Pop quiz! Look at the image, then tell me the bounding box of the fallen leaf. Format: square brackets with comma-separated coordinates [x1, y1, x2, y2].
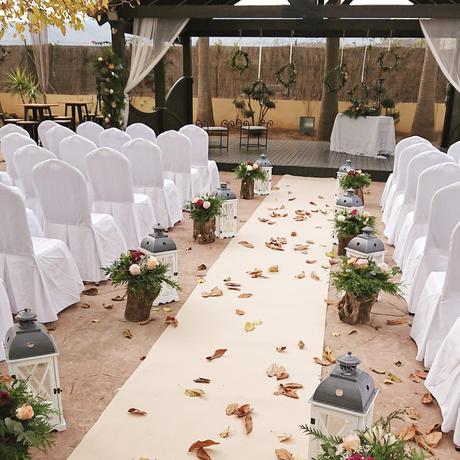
[238, 293, 253, 298]
[197, 263, 207, 271]
[219, 427, 230, 438]
[318, 195, 324, 199]
[194, 378, 211, 384]
[83, 287, 98, 296]
[323, 345, 336, 363]
[309, 201, 317, 206]
[383, 379, 394, 385]
[415, 370, 428, 380]
[314, 357, 334, 367]
[268, 265, 280, 273]
[288, 197, 296, 201]
[265, 237, 286, 251]
[326, 299, 338, 306]
[325, 251, 335, 258]
[235, 404, 252, 417]
[238, 240, 255, 249]
[297, 340, 305, 349]
[244, 413, 253, 434]
[424, 431, 442, 448]
[310, 271, 320, 281]
[407, 407, 420, 420]
[128, 407, 147, 416]
[276, 366, 289, 380]
[165, 315, 178, 327]
[196, 447, 211, 460]
[276, 433, 292, 442]
[306, 259, 317, 264]
[295, 271, 305, 279]
[397, 424, 418, 441]
[276, 346, 287, 352]
[91, 319, 100, 323]
[284, 382, 303, 389]
[102, 303, 113, 309]
[426, 423, 441, 434]
[421, 393, 433, 404]
[306, 239, 315, 244]
[387, 373, 402, 382]
[386, 318, 407, 326]
[290, 231, 297, 237]
[347, 329, 357, 335]
[332, 331, 340, 337]
[329, 258, 340, 265]
[122, 329, 133, 339]
[266, 363, 279, 377]
[79, 302, 90, 309]
[415, 434, 435, 455]
[275, 448, 294, 460]
[188, 440, 220, 452]
[274, 384, 299, 399]
[258, 217, 269, 223]
[161, 306, 173, 312]
[201, 287, 223, 298]
[247, 268, 268, 279]
[371, 368, 386, 375]
[395, 360, 403, 367]
[206, 349, 227, 361]
[139, 318, 154, 325]
[294, 244, 310, 254]
[185, 388, 205, 397]
[409, 373, 421, 383]
[112, 293, 127, 301]
[225, 403, 239, 416]
[244, 322, 255, 332]
[235, 309, 245, 316]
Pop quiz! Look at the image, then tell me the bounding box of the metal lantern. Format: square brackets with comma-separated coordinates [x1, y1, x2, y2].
[346, 226, 385, 263]
[336, 159, 353, 196]
[5, 308, 66, 431]
[308, 352, 378, 459]
[254, 152, 272, 196]
[335, 188, 364, 213]
[140, 224, 179, 305]
[215, 183, 238, 239]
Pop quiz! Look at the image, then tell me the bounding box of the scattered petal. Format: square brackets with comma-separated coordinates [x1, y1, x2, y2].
[268, 265, 280, 273]
[244, 322, 255, 332]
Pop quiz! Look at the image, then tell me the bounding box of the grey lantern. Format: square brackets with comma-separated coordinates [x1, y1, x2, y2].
[346, 226, 385, 263]
[307, 352, 378, 459]
[336, 159, 353, 196]
[215, 183, 237, 239]
[254, 152, 272, 196]
[5, 309, 66, 431]
[140, 224, 179, 305]
[335, 188, 364, 213]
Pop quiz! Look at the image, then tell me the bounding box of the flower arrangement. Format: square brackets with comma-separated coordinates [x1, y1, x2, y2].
[234, 161, 268, 199]
[0, 376, 55, 460]
[334, 209, 376, 255]
[104, 250, 179, 321]
[339, 170, 372, 203]
[185, 194, 223, 244]
[228, 48, 251, 74]
[302, 411, 425, 460]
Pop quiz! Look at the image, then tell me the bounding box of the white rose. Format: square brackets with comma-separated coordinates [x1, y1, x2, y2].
[104, 117, 110, 123]
[202, 201, 211, 209]
[109, 88, 114, 94]
[362, 211, 370, 217]
[336, 214, 346, 222]
[98, 56, 103, 62]
[342, 434, 361, 452]
[246, 165, 253, 172]
[147, 256, 159, 270]
[129, 264, 141, 276]
[356, 169, 362, 174]
[253, 163, 259, 169]
[377, 262, 389, 272]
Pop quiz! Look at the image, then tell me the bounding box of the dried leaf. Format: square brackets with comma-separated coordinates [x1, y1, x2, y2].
[415, 370, 429, 380]
[196, 447, 211, 460]
[306, 239, 315, 244]
[309, 201, 317, 206]
[224, 282, 241, 287]
[371, 368, 386, 375]
[102, 303, 113, 309]
[329, 258, 340, 265]
[424, 431, 442, 448]
[395, 360, 403, 367]
[219, 427, 230, 439]
[326, 299, 338, 306]
[276, 433, 292, 442]
[332, 331, 340, 337]
[415, 434, 435, 455]
[258, 217, 269, 223]
[297, 340, 305, 349]
[290, 231, 297, 237]
[266, 363, 279, 377]
[244, 413, 253, 434]
[407, 407, 421, 420]
[225, 403, 239, 416]
[139, 318, 154, 325]
[197, 263, 207, 271]
[276, 346, 287, 352]
[275, 448, 294, 460]
[165, 315, 178, 327]
[79, 302, 90, 309]
[288, 197, 296, 201]
[235, 309, 245, 316]
[83, 287, 98, 296]
[325, 251, 335, 258]
[185, 388, 205, 397]
[306, 259, 317, 264]
[274, 384, 300, 399]
[238, 293, 253, 298]
[383, 379, 394, 385]
[90, 318, 101, 324]
[387, 373, 402, 382]
[268, 265, 280, 273]
[161, 306, 173, 312]
[398, 424, 418, 441]
[112, 293, 127, 301]
[194, 377, 211, 384]
[122, 329, 133, 339]
[323, 345, 336, 363]
[421, 393, 433, 404]
[128, 407, 147, 416]
[235, 404, 252, 417]
[294, 244, 310, 254]
[238, 240, 255, 249]
[310, 271, 320, 281]
[386, 318, 407, 326]
[201, 287, 223, 298]
[188, 440, 220, 452]
[347, 329, 357, 335]
[295, 271, 305, 279]
[314, 357, 334, 367]
[206, 349, 227, 361]
[265, 237, 286, 251]
[426, 423, 441, 434]
[247, 268, 268, 279]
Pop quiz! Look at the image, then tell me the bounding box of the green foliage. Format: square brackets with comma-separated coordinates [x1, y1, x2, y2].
[233, 80, 275, 126]
[227, 48, 251, 74]
[234, 161, 268, 182]
[275, 62, 297, 90]
[332, 257, 400, 299]
[339, 170, 372, 190]
[334, 209, 376, 237]
[103, 251, 179, 296]
[184, 194, 223, 224]
[5, 67, 42, 103]
[377, 49, 402, 73]
[324, 64, 348, 94]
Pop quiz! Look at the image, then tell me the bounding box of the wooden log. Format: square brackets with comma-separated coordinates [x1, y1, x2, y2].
[193, 218, 216, 244]
[337, 291, 378, 324]
[240, 178, 254, 199]
[337, 234, 354, 256]
[125, 288, 160, 322]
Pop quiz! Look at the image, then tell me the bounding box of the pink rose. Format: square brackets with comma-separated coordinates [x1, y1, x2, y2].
[202, 201, 211, 209]
[16, 405, 34, 421]
[342, 434, 361, 452]
[356, 258, 369, 267]
[129, 264, 141, 276]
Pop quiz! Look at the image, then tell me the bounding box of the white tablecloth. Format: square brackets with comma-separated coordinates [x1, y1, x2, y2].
[330, 113, 396, 158]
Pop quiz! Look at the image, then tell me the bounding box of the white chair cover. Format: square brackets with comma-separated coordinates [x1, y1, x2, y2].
[156, 130, 203, 205]
[401, 182, 460, 309]
[0, 171, 12, 186]
[0, 123, 30, 141]
[0, 183, 83, 323]
[1, 133, 36, 183]
[126, 123, 157, 143]
[32, 159, 127, 282]
[46, 125, 74, 157]
[382, 143, 436, 225]
[380, 136, 430, 209]
[0, 278, 13, 361]
[393, 163, 460, 267]
[59, 134, 97, 179]
[384, 150, 451, 244]
[179, 124, 220, 193]
[76, 121, 104, 147]
[37, 120, 58, 149]
[411, 222, 460, 368]
[86, 147, 155, 248]
[98, 127, 131, 152]
[447, 140, 460, 163]
[425, 317, 460, 446]
[122, 138, 183, 229]
[13, 144, 57, 224]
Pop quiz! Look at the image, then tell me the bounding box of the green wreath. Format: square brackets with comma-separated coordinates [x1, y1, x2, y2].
[324, 64, 348, 93]
[377, 49, 401, 72]
[229, 49, 251, 74]
[275, 62, 297, 89]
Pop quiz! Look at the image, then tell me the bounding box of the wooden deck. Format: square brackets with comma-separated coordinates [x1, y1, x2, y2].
[209, 137, 394, 182]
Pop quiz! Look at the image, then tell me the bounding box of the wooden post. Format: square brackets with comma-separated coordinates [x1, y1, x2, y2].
[154, 57, 166, 133]
[182, 35, 193, 124]
[110, 20, 126, 61]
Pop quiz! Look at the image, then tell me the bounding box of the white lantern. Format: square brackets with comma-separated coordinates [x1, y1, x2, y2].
[5, 309, 66, 431]
[215, 183, 237, 239]
[346, 226, 385, 263]
[336, 159, 353, 196]
[308, 352, 378, 459]
[254, 152, 272, 195]
[140, 224, 179, 305]
[335, 188, 364, 214]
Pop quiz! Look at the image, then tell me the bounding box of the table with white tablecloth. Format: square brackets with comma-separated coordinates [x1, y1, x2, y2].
[330, 113, 396, 158]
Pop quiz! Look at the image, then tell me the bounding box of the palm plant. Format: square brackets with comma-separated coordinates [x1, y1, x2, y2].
[5, 67, 42, 103]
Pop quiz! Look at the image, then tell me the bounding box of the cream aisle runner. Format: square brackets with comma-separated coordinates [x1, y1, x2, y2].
[70, 176, 335, 460]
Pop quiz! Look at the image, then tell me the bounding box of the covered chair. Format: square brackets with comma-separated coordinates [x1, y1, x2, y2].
[447, 140, 460, 163]
[411, 222, 460, 368]
[0, 123, 30, 141]
[384, 150, 451, 244]
[46, 125, 74, 157]
[425, 317, 460, 446]
[0, 183, 83, 323]
[76, 121, 104, 146]
[156, 130, 203, 205]
[37, 120, 58, 149]
[122, 139, 183, 229]
[0, 278, 13, 361]
[59, 134, 97, 179]
[179, 124, 220, 193]
[126, 123, 156, 143]
[98, 127, 131, 151]
[393, 163, 460, 268]
[0, 171, 12, 186]
[86, 147, 156, 248]
[32, 159, 127, 282]
[1, 132, 36, 184]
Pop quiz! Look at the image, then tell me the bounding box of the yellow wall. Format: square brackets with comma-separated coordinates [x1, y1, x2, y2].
[1, 93, 445, 135]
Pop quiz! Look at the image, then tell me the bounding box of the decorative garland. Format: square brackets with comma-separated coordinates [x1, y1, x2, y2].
[377, 49, 401, 72]
[324, 64, 348, 93]
[229, 49, 251, 74]
[93, 49, 126, 128]
[275, 62, 297, 89]
[343, 83, 377, 119]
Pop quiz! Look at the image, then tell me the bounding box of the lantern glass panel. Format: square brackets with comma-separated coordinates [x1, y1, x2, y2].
[154, 251, 179, 304]
[14, 361, 54, 401]
[216, 199, 237, 238]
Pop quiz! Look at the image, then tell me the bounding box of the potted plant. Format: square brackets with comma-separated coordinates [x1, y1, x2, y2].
[5, 67, 42, 103]
[339, 169, 372, 204]
[332, 257, 399, 325]
[234, 161, 267, 199]
[334, 209, 376, 256]
[185, 194, 223, 244]
[0, 376, 55, 460]
[103, 250, 178, 322]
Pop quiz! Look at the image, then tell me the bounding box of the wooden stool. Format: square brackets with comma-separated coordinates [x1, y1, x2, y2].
[53, 117, 74, 129]
[17, 120, 39, 142]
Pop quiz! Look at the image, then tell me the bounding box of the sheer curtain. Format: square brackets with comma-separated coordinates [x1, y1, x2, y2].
[420, 19, 460, 93]
[123, 17, 189, 125]
[30, 27, 50, 100]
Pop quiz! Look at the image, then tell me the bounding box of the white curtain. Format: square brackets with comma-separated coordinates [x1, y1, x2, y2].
[123, 17, 189, 125]
[420, 19, 460, 93]
[30, 27, 50, 99]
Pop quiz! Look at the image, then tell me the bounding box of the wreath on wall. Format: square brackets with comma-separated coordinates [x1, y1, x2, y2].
[275, 62, 297, 90]
[93, 49, 126, 128]
[324, 64, 348, 93]
[377, 49, 402, 72]
[229, 49, 251, 74]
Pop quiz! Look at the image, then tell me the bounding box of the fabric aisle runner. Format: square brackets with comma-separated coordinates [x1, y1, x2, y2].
[70, 175, 335, 460]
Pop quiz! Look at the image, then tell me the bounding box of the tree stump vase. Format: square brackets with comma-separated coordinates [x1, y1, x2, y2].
[125, 287, 161, 322]
[337, 234, 355, 256]
[356, 187, 365, 205]
[240, 179, 254, 200]
[193, 218, 216, 244]
[338, 291, 378, 325]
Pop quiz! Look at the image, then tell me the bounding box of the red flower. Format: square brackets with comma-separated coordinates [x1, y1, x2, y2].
[0, 391, 11, 407]
[350, 208, 359, 216]
[195, 199, 204, 207]
[348, 170, 357, 176]
[129, 250, 144, 263]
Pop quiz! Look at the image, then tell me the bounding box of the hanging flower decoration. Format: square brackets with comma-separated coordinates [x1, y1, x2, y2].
[93, 49, 126, 128]
[275, 62, 297, 90]
[228, 49, 251, 74]
[377, 49, 402, 72]
[324, 63, 348, 93]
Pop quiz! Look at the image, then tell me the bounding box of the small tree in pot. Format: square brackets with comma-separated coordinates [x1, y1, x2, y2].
[339, 169, 372, 204]
[185, 194, 223, 244]
[104, 250, 178, 322]
[332, 257, 399, 325]
[334, 209, 376, 256]
[234, 161, 268, 199]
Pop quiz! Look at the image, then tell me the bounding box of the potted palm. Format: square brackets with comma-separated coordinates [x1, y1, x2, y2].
[104, 250, 179, 322]
[234, 161, 268, 199]
[339, 169, 372, 204]
[185, 194, 223, 244]
[6, 67, 42, 103]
